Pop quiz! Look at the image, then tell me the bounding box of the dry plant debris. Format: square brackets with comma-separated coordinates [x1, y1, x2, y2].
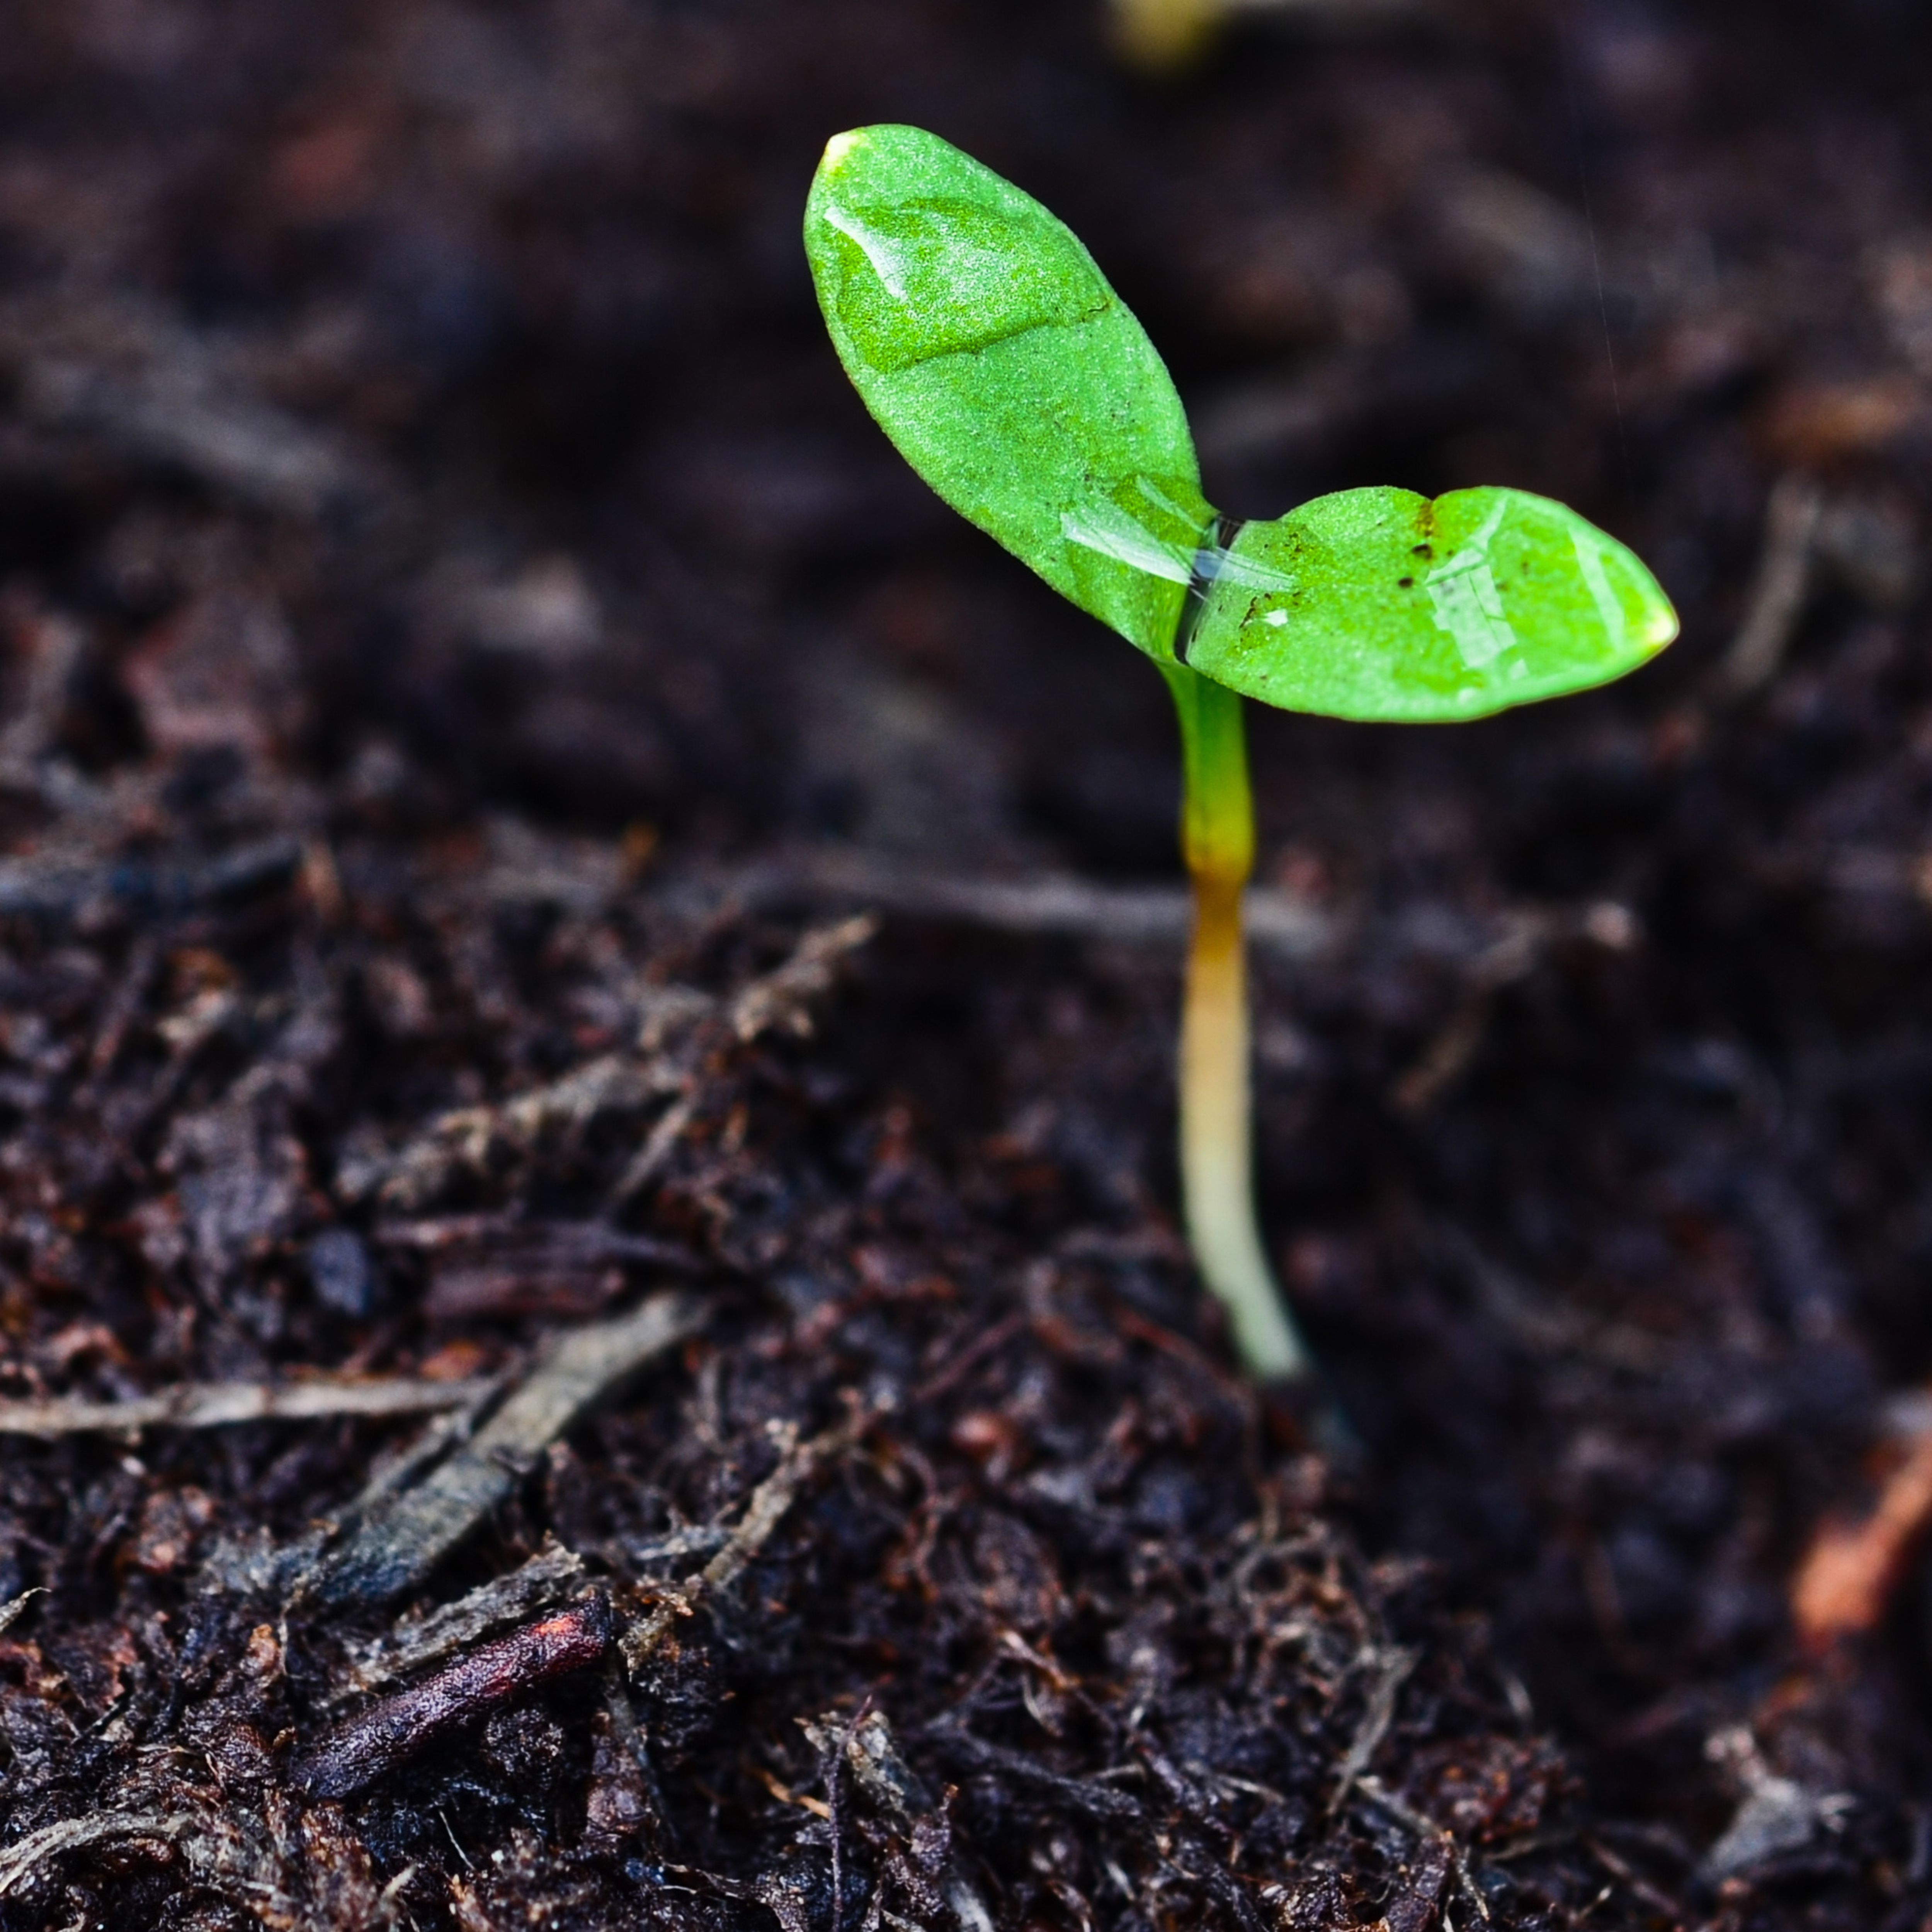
[0, 752, 1629, 1927]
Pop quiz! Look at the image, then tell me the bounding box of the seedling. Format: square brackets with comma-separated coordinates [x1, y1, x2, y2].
[805, 126, 1676, 1381]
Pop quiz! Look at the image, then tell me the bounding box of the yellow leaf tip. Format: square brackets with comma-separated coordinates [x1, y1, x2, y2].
[821, 130, 868, 173]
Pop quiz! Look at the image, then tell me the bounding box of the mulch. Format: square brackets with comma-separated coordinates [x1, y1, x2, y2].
[0, 0, 1930, 1927]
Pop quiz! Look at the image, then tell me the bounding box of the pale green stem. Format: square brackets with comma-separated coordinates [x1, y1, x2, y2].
[1161, 663, 1311, 1381]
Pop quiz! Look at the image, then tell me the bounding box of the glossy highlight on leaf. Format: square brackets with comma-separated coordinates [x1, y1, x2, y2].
[806, 124, 1206, 658]
[1185, 486, 1679, 721]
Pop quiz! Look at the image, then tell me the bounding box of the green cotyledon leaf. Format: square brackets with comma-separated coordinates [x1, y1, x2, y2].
[1179, 486, 1679, 721]
[805, 124, 1208, 658]
[806, 126, 1678, 718]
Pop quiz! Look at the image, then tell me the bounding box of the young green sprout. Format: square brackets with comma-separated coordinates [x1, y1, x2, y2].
[805, 126, 1676, 1381]
[1109, 0, 1223, 68]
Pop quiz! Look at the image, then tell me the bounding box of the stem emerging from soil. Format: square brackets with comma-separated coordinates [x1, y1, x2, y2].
[1163, 663, 1310, 1380]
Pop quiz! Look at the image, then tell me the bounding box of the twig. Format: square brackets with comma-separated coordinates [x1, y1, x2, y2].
[298, 1596, 614, 1798]
[608, 916, 877, 1206]
[1356, 1776, 1491, 1925]
[357, 1055, 683, 1209]
[369, 1214, 695, 1266]
[818, 1710, 998, 1932]
[374, 1214, 703, 1320]
[1326, 1646, 1417, 1815]
[717, 850, 1334, 963]
[1719, 474, 1825, 698]
[923, 1729, 1143, 1823]
[704, 850, 1646, 1004]
[0, 1374, 498, 1438]
[825, 1696, 876, 1932]
[0, 1812, 192, 1900]
[1391, 903, 1639, 1114]
[2, 290, 374, 515]
[78, 932, 158, 1090]
[730, 915, 879, 1041]
[334, 1540, 589, 1700]
[309, 1292, 702, 1607]
[912, 1310, 1030, 1404]
[0, 834, 302, 922]
[0, 1590, 43, 1637]
[1582, 1833, 1687, 1923]
[603, 1652, 675, 1850]
[621, 1401, 875, 1670]
[608, 1090, 699, 1207]
[197, 1371, 511, 1600]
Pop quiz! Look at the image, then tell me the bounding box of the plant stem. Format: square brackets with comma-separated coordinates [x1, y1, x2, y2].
[1162, 663, 1311, 1380]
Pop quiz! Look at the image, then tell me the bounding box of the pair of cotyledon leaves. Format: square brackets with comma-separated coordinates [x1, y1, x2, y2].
[806, 124, 1677, 722]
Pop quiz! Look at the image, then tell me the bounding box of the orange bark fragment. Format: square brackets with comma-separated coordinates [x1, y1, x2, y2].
[1792, 1427, 1932, 1652]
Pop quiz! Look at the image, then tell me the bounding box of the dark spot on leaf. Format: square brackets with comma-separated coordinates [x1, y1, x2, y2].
[1398, 577, 1413, 590]
[1412, 544, 1433, 559]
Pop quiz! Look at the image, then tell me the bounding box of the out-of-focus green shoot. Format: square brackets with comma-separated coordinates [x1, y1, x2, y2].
[1109, 0, 1424, 73]
[1110, 0, 1223, 68]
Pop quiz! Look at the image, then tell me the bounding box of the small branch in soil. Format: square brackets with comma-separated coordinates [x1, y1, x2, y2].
[296, 1595, 614, 1798]
[1355, 1776, 1491, 1925]
[1582, 1833, 1689, 1925]
[1390, 901, 1640, 1115]
[1325, 1646, 1417, 1815]
[603, 1652, 675, 1852]
[0, 1374, 498, 1437]
[333, 1539, 589, 1701]
[0, 833, 302, 923]
[709, 849, 1334, 961]
[695, 849, 1642, 985]
[619, 1397, 876, 1672]
[1718, 473, 1824, 699]
[0, 1812, 192, 1901]
[307, 1291, 702, 1608]
[923, 1728, 1143, 1823]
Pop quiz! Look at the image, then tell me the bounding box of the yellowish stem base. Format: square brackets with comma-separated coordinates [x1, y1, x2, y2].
[1181, 873, 1309, 1380]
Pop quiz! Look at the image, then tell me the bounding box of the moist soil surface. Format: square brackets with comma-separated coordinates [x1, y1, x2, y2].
[1, 1, 1930, 1927]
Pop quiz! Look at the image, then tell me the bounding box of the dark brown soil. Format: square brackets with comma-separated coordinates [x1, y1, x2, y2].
[0, 0, 1930, 1926]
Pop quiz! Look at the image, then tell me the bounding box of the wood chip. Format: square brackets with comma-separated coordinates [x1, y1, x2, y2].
[1793, 1423, 1932, 1650]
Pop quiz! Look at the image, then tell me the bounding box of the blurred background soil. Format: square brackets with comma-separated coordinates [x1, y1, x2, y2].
[1, 0, 1932, 1926]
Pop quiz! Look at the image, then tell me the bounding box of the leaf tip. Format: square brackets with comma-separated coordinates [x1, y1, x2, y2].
[820, 129, 869, 174]
[1643, 591, 1682, 653]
